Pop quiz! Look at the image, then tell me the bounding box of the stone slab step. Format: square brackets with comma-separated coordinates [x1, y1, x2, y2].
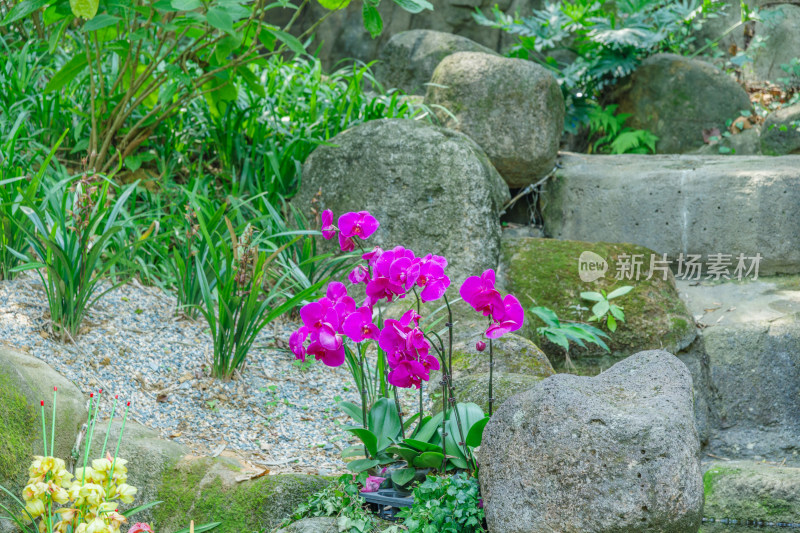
[674, 277, 800, 464]
[542, 153, 800, 275]
[703, 461, 800, 525]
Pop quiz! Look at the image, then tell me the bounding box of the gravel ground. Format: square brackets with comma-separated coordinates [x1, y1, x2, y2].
[0, 273, 425, 475]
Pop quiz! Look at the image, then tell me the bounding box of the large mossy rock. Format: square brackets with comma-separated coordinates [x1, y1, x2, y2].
[0, 348, 86, 520]
[761, 102, 800, 155]
[499, 237, 696, 370]
[293, 119, 509, 284]
[90, 421, 188, 526]
[704, 462, 800, 524]
[375, 30, 497, 95]
[611, 53, 752, 153]
[153, 457, 331, 533]
[480, 350, 704, 533]
[425, 52, 564, 187]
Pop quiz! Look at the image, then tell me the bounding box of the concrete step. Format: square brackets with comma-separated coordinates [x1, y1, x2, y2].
[542, 153, 800, 275]
[675, 277, 800, 464]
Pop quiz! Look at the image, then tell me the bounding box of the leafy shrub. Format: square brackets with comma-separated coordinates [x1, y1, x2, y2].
[397, 473, 485, 533]
[287, 474, 375, 533]
[475, 0, 721, 130]
[10, 173, 140, 339]
[195, 218, 323, 379]
[528, 306, 610, 371]
[587, 104, 658, 154]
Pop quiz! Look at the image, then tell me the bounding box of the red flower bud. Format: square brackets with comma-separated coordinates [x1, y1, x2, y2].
[476, 341, 487, 352]
[90, 393, 94, 398]
[54, 386, 57, 391]
[126, 402, 131, 406]
[40, 400, 44, 406]
[115, 395, 119, 399]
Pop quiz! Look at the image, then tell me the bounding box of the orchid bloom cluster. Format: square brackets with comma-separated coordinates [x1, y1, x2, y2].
[22, 454, 138, 533]
[460, 269, 524, 339]
[290, 209, 451, 389]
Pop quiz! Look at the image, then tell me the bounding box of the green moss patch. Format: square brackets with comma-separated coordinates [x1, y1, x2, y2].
[501, 237, 696, 371]
[153, 457, 331, 533]
[0, 372, 36, 482]
[703, 462, 800, 523]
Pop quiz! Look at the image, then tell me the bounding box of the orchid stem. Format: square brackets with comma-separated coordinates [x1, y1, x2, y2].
[50, 387, 57, 457]
[101, 396, 119, 458]
[111, 401, 130, 483]
[488, 338, 494, 417]
[40, 401, 48, 458]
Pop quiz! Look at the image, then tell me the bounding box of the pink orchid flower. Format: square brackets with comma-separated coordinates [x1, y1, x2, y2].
[128, 524, 154, 533]
[321, 209, 336, 240]
[343, 307, 380, 342]
[348, 265, 369, 285]
[460, 269, 505, 320]
[337, 211, 379, 251]
[417, 254, 450, 302]
[486, 294, 525, 339]
[388, 359, 428, 389]
[363, 476, 385, 492]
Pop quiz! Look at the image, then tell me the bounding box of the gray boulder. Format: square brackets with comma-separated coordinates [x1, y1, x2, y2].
[611, 53, 752, 153]
[480, 350, 703, 533]
[275, 517, 338, 532]
[425, 52, 564, 187]
[542, 153, 800, 275]
[761, 102, 800, 155]
[293, 118, 509, 284]
[375, 30, 497, 95]
[704, 461, 800, 524]
[747, 5, 800, 84]
[0, 347, 86, 527]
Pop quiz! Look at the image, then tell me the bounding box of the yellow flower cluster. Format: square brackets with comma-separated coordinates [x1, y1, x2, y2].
[22, 456, 139, 533]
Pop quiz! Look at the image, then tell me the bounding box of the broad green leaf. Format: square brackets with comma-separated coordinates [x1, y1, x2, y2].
[207, 7, 234, 35]
[413, 411, 443, 443]
[609, 305, 625, 321]
[82, 13, 118, 31]
[346, 458, 379, 473]
[70, 0, 98, 19]
[367, 398, 401, 449]
[346, 428, 378, 457]
[391, 0, 432, 13]
[386, 446, 417, 464]
[529, 306, 559, 328]
[317, 0, 350, 9]
[362, 2, 382, 38]
[337, 401, 363, 425]
[171, 0, 201, 9]
[215, 34, 242, 63]
[465, 416, 490, 448]
[44, 54, 88, 93]
[607, 314, 617, 332]
[607, 285, 633, 299]
[591, 300, 610, 318]
[390, 468, 415, 487]
[580, 291, 605, 302]
[341, 445, 366, 459]
[265, 28, 306, 55]
[2, 0, 50, 25]
[402, 439, 443, 453]
[412, 451, 445, 468]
